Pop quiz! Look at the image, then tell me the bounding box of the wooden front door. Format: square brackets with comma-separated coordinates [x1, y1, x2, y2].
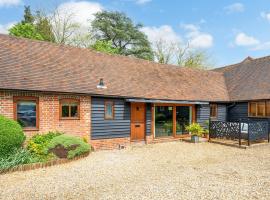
[131, 103, 145, 141]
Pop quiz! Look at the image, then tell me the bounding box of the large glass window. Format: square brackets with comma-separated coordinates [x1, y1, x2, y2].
[14, 97, 38, 129]
[155, 106, 173, 137]
[176, 106, 191, 135]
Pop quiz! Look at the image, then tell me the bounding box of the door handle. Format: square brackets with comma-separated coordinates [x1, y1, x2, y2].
[135, 125, 140, 127]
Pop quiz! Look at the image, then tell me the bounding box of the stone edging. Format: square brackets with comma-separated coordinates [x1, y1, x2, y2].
[0, 152, 90, 175]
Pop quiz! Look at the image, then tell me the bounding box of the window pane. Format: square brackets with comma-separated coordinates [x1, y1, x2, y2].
[249, 103, 256, 116]
[176, 106, 191, 135]
[17, 101, 36, 128]
[62, 105, 69, 117]
[70, 105, 78, 117]
[155, 106, 173, 137]
[266, 101, 270, 117]
[257, 102, 265, 116]
[105, 102, 113, 119]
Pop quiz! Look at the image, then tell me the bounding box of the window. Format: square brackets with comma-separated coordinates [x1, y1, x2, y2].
[210, 104, 217, 118]
[266, 101, 270, 117]
[257, 102, 265, 116]
[60, 99, 80, 119]
[105, 101, 114, 119]
[14, 97, 39, 129]
[249, 102, 256, 116]
[249, 101, 270, 117]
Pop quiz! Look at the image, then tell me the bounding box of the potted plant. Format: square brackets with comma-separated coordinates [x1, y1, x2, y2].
[185, 123, 204, 143]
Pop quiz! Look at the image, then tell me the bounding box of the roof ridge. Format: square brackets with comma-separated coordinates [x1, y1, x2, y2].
[215, 54, 270, 71]
[0, 34, 218, 74]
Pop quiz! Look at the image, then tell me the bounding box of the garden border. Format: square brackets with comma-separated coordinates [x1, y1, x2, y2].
[0, 152, 90, 175]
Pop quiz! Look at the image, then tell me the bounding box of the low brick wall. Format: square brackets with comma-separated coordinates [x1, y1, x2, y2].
[91, 137, 131, 150]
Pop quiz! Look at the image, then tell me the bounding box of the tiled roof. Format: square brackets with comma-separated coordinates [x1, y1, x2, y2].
[0, 34, 229, 102]
[214, 56, 270, 101]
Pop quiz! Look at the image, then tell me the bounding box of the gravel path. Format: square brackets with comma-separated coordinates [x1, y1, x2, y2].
[0, 141, 270, 200]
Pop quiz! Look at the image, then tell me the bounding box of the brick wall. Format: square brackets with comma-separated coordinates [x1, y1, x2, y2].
[90, 137, 130, 150]
[0, 90, 91, 139]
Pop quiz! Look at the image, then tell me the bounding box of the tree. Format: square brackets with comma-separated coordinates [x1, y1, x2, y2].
[8, 6, 55, 42]
[50, 8, 80, 44]
[153, 39, 175, 64]
[151, 39, 211, 69]
[91, 11, 154, 60]
[35, 11, 55, 42]
[9, 23, 44, 40]
[179, 50, 209, 69]
[22, 6, 34, 24]
[91, 40, 120, 54]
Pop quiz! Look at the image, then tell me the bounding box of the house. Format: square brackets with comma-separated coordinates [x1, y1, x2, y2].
[0, 34, 269, 149]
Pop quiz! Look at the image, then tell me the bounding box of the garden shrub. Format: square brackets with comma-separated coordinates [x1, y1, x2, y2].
[185, 123, 204, 137]
[27, 131, 62, 161]
[0, 148, 37, 171]
[0, 115, 25, 158]
[47, 135, 91, 159]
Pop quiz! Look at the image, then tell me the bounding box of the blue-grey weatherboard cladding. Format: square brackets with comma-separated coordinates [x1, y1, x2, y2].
[196, 104, 227, 128]
[91, 97, 131, 139]
[227, 102, 270, 132]
[91, 97, 228, 139]
[91, 98, 152, 139]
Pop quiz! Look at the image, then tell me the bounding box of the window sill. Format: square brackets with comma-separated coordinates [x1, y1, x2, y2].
[23, 128, 39, 131]
[248, 116, 270, 118]
[60, 117, 80, 120]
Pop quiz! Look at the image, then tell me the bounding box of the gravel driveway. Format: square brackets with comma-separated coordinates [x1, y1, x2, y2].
[0, 141, 270, 200]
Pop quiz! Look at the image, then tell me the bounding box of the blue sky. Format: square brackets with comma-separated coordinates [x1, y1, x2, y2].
[1, 0, 270, 67]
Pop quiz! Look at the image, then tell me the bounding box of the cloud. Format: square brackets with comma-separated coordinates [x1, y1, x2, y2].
[135, 0, 152, 4]
[261, 12, 270, 22]
[0, 0, 21, 7]
[141, 25, 182, 44]
[235, 33, 260, 46]
[182, 24, 213, 49]
[224, 3, 244, 14]
[252, 42, 270, 50]
[0, 21, 16, 34]
[56, 1, 103, 29]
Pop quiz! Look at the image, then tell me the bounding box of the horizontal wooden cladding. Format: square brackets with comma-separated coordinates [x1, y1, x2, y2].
[91, 97, 130, 140]
[196, 104, 210, 129]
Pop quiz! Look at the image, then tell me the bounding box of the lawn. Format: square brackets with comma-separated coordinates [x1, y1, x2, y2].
[0, 141, 270, 200]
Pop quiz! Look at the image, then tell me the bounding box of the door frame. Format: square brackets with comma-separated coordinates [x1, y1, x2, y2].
[153, 103, 196, 138]
[130, 102, 146, 141]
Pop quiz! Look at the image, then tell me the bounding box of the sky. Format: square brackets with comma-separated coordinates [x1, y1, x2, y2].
[1, 0, 270, 67]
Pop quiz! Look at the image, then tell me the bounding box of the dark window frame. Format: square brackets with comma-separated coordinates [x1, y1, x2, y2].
[13, 96, 39, 131]
[210, 104, 218, 118]
[104, 101, 114, 120]
[59, 99, 80, 120]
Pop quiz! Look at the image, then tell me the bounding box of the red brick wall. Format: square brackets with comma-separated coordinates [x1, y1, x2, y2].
[0, 90, 91, 139]
[91, 137, 130, 150]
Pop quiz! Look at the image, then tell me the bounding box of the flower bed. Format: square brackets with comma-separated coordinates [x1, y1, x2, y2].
[0, 115, 91, 173]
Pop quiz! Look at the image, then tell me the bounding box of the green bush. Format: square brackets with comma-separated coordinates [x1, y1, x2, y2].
[47, 135, 91, 159]
[185, 123, 204, 137]
[0, 115, 25, 158]
[0, 148, 37, 171]
[27, 131, 62, 161]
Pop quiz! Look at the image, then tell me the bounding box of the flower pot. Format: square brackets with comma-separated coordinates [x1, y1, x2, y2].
[191, 135, 199, 143]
